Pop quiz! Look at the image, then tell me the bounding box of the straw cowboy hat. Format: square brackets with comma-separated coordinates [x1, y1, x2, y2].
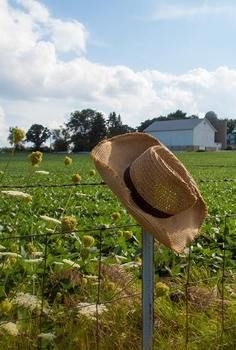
[91, 133, 207, 252]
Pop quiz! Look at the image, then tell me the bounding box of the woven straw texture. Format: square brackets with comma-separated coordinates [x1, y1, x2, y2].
[91, 133, 207, 253]
[129, 145, 197, 215]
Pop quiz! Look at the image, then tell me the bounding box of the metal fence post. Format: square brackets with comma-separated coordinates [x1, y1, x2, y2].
[142, 229, 154, 350]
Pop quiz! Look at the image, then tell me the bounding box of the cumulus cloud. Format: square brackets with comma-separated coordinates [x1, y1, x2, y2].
[0, 0, 236, 146]
[140, 66, 236, 117]
[16, 0, 49, 23]
[49, 19, 88, 53]
[14, 0, 88, 54]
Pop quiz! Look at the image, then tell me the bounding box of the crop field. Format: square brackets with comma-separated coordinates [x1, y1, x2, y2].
[0, 150, 235, 349]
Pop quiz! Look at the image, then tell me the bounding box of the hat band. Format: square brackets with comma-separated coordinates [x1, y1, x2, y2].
[124, 166, 173, 219]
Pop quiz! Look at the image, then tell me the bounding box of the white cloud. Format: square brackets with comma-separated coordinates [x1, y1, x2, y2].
[140, 66, 236, 117]
[149, 1, 236, 21]
[16, 0, 49, 23]
[0, 0, 39, 55]
[14, 0, 88, 54]
[49, 19, 88, 54]
[0, 0, 236, 146]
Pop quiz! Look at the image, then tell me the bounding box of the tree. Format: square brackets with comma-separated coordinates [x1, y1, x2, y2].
[137, 118, 160, 132]
[89, 112, 107, 149]
[52, 126, 71, 152]
[121, 123, 135, 134]
[26, 124, 51, 149]
[8, 126, 25, 150]
[107, 112, 133, 137]
[66, 109, 134, 151]
[189, 114, 199, 119]
[137, 110, 198, 131]
[67, 109, 106, 151]
[67, 109, 96, 151]
[166, 110, 188, 120]
[226, 119, 236, 134]
[8, 126, 16, 145]
[107, 112, 121, 137]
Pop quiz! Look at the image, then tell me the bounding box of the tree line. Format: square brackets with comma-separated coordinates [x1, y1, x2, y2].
[7, 109, 236, 151]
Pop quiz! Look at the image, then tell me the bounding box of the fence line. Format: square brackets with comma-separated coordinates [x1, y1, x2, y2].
[0, 214, 235, 242]
[188, 164, 236, 168]
[1, 178, 236, 189]
[0, 227, 235, 349]
[0, 224, 140, 241]
[0, 177, 235, 349]
[0, 182, 106, 189]
[199, 178, 236, 183]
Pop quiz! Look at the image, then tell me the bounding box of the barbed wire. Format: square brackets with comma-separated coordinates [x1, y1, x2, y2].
[1, 178, 236, 189]
[0, 214, 235, 243]
[188, 164, 236, 168]
[0, 224, 139, 241]
[206, 213, 236, 219]
[0, 182, 106, 189]
[199, 178, 236, 183]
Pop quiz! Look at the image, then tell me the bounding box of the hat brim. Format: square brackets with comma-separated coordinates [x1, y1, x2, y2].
[91, 133, 207, 253]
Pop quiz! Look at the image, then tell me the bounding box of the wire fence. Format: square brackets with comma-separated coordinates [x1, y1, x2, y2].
[0, 177, 235, 349]
[0, 178, 236, 188]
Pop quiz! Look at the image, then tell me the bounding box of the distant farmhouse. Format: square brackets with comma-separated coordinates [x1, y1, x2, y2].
[144, 112, 227, 151]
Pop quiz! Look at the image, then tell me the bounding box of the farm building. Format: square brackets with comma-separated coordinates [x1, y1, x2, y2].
[144, 118, 222, 151]
[205, 111, 227, 149]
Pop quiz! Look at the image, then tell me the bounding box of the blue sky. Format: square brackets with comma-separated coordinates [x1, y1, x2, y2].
[0, 0, 236, 145]
[41, 0, 236, 73]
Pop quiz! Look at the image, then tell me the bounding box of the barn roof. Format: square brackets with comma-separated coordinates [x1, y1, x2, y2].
[144, 118, 214, 132]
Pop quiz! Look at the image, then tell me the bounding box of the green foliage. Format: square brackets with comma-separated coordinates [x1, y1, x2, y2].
[66, 109, 133, 151]
[89, 112, 107, 149]
[137, 110, 198, 131]
[8, 126, 16, 145]
[66, 109, 97, 151]
[107, 112, 134, 137]
[26, 124, 51, 149]
[166, 109, 188, 120]
[0, 151, 235, 348]
[8, 127, 25, 150]
[226, 118, 236, 134]
[52, 127, 71, 152]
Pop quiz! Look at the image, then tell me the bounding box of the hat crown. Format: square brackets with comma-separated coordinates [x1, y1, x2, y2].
[129, 146, 197, 215]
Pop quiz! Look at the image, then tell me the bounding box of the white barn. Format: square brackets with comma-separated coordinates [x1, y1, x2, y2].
[144, 118, 221, 150]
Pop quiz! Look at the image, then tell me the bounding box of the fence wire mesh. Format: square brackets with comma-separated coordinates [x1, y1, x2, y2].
[153, 214, 236, 350]
[0, 165, 235, 349]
